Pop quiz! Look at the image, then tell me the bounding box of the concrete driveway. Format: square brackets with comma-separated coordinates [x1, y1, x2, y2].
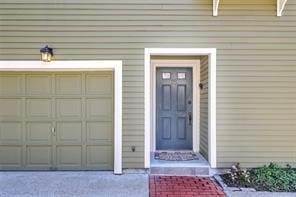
[0, 171, 149, 197]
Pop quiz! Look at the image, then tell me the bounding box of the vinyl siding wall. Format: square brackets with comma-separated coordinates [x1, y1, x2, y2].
[200, 56, 208, 160]
[0, 0, 296, 168]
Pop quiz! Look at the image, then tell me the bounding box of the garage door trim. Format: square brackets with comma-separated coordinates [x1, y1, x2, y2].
[0, 61, 123, 174]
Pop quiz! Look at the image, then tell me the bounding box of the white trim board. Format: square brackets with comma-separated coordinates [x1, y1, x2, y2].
[0, 60, 123, 174]
[150, 60, 200, 152]
[144, 48, 217, 168]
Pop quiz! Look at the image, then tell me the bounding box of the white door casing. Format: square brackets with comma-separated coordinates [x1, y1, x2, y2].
[145, 48, 217, 168]
[151, 60, 200, 152]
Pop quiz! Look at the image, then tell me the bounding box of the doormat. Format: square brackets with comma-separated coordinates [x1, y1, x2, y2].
[154, 151, 199, 161]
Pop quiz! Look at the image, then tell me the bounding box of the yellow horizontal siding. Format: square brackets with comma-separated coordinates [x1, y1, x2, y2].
[0, 0, 296, 168]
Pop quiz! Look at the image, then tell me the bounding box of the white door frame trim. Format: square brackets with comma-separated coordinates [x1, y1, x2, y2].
[145, 48, 217, 168]
[150, 60, 200, 152]
[0, 60, 123, 174]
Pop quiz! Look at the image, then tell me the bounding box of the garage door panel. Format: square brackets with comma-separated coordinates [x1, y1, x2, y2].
[26, 75, 51, 95]
[57, 122, 82, 143]
[0, 75, 22, 96]
[57, 146, 82, 168]
[26, 146, 52, 167]
[87, 122, 113, 143]
[0, 146, 22, 167]
[86, 74, 113, 96]
[86, 146, 113, 170]
[56, 99, 82, 119]
[0, 72, 114, 171]
[26, 99, 52, 118]
[0, 99, 22, 119]
[26, 122, 52, 144]
[56, 75, 82, 95]
[86, 98, 112, 120]
[0, 122, 22, 143]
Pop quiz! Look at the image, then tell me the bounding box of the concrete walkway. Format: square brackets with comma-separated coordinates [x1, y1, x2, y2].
[0, 171, 149, 197]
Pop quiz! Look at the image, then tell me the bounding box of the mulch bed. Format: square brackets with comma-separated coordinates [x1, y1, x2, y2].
[220, 173, 254, 189]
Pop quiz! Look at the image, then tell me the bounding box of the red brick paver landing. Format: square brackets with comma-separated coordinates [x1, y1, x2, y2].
[150, 176, 225, 197]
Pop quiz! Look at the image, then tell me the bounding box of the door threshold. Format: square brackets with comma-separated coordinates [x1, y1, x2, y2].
[150, 152, 210, 176]
[154, 150, 195, 152]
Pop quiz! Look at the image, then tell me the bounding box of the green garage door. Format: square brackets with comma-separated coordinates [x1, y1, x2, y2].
[0, 72, 114, 170]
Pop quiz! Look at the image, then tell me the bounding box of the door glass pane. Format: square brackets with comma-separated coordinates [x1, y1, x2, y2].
[178, 72, 186, 79]
[162, 72, 171, 79]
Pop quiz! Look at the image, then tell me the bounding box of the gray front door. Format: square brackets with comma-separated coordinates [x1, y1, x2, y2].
[156, 67, 193, 150]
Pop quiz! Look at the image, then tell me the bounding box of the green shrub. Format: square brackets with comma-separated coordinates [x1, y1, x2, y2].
[223, 163, 296, 192]
[253, 163, 296, 192]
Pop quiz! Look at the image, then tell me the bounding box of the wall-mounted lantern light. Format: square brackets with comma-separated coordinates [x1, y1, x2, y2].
[40, 45, 53, 62]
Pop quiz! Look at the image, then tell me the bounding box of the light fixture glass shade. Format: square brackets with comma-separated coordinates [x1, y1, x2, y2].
[40, 45, 53, 62]
[40, 52, 53, 62]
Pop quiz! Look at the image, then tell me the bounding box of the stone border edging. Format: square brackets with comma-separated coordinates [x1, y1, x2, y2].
[214, 175, 256, 192]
